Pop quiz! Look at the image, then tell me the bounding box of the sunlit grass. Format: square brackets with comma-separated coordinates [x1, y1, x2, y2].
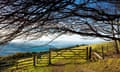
[4, 41, 120, 72]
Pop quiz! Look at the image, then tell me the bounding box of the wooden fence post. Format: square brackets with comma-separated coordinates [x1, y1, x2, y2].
[86, 47, 89, 61]
[16, 61, 18, 70]
[101, 47, 105, 59]
[89, 47, 92, 60]
[106, 44, 108, 52]
[32, 52, 36, 67]
[48, 48, 52, 65]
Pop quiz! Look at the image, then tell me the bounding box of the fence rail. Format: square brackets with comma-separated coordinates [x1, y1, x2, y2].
[36, 47, 92, 65]
[1, 47, 92, 72]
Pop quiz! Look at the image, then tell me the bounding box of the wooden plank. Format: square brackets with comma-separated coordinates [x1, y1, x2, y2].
[93, 52, 103, 60]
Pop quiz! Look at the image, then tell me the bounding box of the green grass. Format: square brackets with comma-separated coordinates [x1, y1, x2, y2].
[7, 58, 120, 72]
[3, 41, 120, 72]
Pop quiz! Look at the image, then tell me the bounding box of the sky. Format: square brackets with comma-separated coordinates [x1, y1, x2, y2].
[0, 34, 107, 56]
[11, 34, 106, 45]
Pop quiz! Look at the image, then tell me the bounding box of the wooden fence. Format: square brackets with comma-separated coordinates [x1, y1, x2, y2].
[36, 47, 92, 65]
[93, 43, 116, 59]
[1, 58, 33, 72]
[0, 42, 117, 72]
[1, 47, 92, 72]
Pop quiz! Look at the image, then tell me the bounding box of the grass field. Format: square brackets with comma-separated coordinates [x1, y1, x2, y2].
[6, 58, 120, 72]
[3, 41, 120, 72]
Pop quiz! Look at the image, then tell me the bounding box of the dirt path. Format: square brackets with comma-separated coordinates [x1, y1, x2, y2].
[51, 62, 65, 72]
[52, 66, 65, 72]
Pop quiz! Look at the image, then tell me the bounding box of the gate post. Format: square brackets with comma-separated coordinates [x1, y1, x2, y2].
[32, 52, 36, 67]
[15, 61, 18, 69]
[101, 47, 105, 59]
[86, 47, 89, 61]
[89, 47, 92, 61]
[48, 48, 52, 65]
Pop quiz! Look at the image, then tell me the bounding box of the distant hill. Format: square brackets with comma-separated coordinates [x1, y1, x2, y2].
[0, 40, 105, 56]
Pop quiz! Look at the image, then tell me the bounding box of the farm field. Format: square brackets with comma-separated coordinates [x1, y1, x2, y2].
[1, 41, 120, 72]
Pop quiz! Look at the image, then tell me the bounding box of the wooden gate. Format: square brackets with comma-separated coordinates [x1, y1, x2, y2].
[36, 47, 92, 66]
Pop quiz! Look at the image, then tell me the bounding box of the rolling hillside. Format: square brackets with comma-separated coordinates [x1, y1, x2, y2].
[1, 41, 120, 72]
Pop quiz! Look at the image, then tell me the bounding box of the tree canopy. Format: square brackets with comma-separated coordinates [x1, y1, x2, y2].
[0, 0, 120, 45]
